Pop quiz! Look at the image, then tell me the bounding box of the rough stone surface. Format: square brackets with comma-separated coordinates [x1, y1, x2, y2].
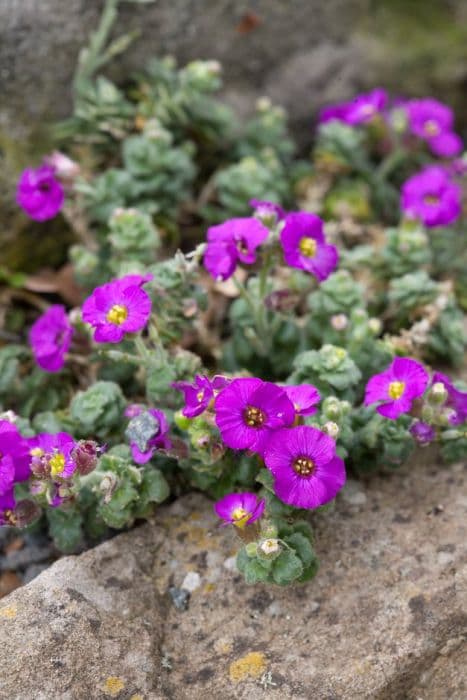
[0, 456, 466, 699]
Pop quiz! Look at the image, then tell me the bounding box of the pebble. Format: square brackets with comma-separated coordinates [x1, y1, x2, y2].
[181, 571, 201, 592]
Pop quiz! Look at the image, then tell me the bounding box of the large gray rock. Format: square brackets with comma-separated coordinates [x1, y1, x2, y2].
[0, 455, 465, 699]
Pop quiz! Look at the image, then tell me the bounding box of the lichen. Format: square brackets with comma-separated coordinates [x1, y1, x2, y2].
[229, 652, 267, 683]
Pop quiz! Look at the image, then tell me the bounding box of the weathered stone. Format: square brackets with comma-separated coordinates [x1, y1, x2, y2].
[0, 456, 465, 699]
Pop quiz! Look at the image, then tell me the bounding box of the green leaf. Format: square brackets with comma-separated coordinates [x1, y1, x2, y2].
[47, 507, 84, 553]
[271, 549, 303, 586]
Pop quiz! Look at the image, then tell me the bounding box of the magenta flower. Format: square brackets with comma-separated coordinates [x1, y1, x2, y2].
[214, 492, 265, 528]
[249, 199, 286, 224]
[364, 357, 429, 419]
[345, 88, 387, 125]
[0, 421, 31, 486]
[284, 384, 321, 416]
[264, 426, 346, 509]
[172, 374, 228, 419]
[204, 217, 269, 281]
[29, 305, 73, 373]
[28, 432, 78, 480]
[318, 103, 350, 124]
[280, 212, 338, 281]
[124, 406, 172, 464]
[406, 98, 462, 157]
[16, 165, 64, 221]
[82, 274, 153, 343]
[410, 421, 436, 445]
[432, 372, 467, 426]
[214, 378, 295, 455]
[401, 166, 462, 228]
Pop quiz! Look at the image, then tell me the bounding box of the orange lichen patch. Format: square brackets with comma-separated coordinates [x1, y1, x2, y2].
[229, 652, 267, 682]
[0, 605, 17, 619]
[103, 676, 125, 696]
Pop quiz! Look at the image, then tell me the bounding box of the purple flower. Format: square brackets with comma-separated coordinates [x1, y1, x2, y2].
[214, 492, 265, 528]
[364, 357, 429, 420]
[82, 274, 153, 343]
[429, 132, 463, 158]
[16, 165, 64, 221]
[280, 212, 338, 281]
[28, 432, 78, 480]
[263, 426, 346, 509]
[345, 88, 387, 125]
[432, 372, 467, 426]
[249, 199, 286, 224]
[172, 374, 229, 419]
[29, 305, 73, 373]
[0, 421, 31, 485]
[204, 217, 269, 281]
[410, 421, 436, 445]
[124, 406, 172, 464]
[318, 103, 351, 124]
[214, 378, 295, 455]
[284, 384, 321, 417]
[401, 166, 462, 228]
[407, 98, 462, 157]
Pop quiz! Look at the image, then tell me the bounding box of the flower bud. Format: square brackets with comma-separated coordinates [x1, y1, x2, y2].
[428, 382, 448, 406]
[322, 397, 342, 420]
[323, 421, 339, 439]
[174, 411, 192, 431]
[260, 520, 278, 539]
[72, 440, 101, 476]
[330, 314, 348, 331]
[245, 542, 258, 558]
[258, 538, 281, 559]
[99, 473, 118, 503]
[13, 500, 41, 528]
[368, 318, 382, 335]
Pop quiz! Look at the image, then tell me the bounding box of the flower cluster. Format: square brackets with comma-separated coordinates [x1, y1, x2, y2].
[0, 418, 101, 525]
[203, 208, 338, 283]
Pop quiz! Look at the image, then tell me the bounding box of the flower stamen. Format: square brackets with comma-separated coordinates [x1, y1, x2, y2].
[299, 237, 317, 258]
[388, 381, 405, 400]
[106, 304, 128, 326]
[293, 455, 315, 477]
[49, 452, 66, 478]
[243, 406, 266, 428]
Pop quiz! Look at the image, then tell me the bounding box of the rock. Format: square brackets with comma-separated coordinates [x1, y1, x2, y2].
[0, 457, 466, 698]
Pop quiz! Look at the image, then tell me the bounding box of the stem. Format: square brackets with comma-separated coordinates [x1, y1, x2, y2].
[376, 149, 406, 181]
[74, 0, 120, 98]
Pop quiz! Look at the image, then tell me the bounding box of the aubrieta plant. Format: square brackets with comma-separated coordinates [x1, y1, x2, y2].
[2, 0, 466, 586]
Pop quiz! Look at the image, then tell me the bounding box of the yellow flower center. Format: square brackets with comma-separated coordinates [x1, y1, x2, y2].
[231, 507, 251, 529]
[196, 390, 205, 403]
[243, 406, 265, 428]
[106, 304, 128, 325]
[49, 452, 66, 478]
[388, 381, 405, 400]
[299, 237, 317, 258]
[423, 195, 439, 205]
[424, 119, 439, 137]
[293, 456, 315, 477]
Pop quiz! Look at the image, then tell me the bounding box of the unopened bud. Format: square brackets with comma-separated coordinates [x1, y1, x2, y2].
[330, 314, 348, 331]
[0, 410, 17, 424]
[258, 538, 281, 558]
[12, 500, 41, 528]
[368, 318, 382, 335]
[323, 421, 339, 439]
[174, 411, 192, 431]
[72, 440, 101, 476]
[45, 151, 80, 180]
[428, 382, 448, 405]
[245, 542, 258, 557]
[99, 473, 118, 503]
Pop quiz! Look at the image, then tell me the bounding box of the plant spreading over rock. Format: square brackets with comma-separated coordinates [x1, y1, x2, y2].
[3, 0, 466, 586]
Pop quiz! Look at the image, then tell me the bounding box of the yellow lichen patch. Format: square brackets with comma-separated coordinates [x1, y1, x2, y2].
[0, 605, 17, 619]
[229, 652, 267, 683]
[130, 695, 144, 700]
[189, 511, 202, 521]
[203, 583, 216, 594]
[103, 676, 125, 696]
